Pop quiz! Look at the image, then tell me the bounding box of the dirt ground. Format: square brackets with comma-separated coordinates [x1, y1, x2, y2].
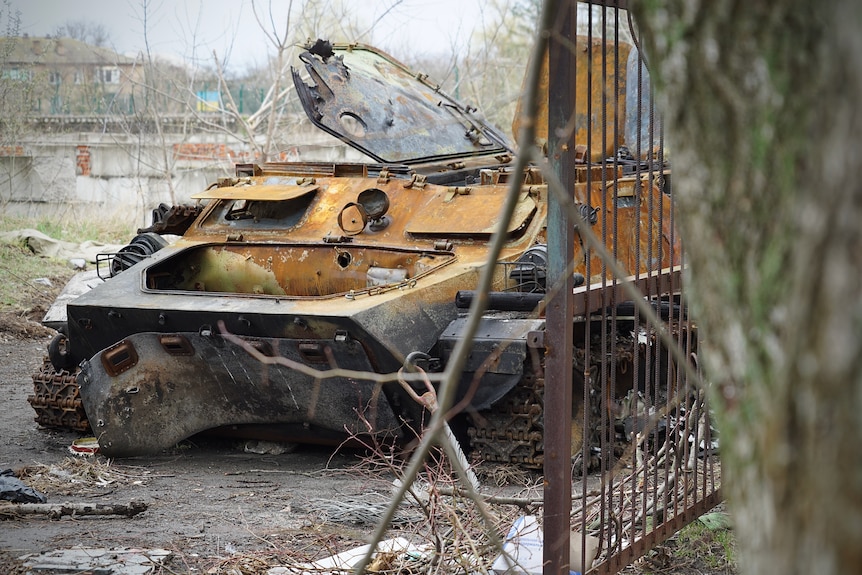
[0, 335, 405, 571]
[0, 315, 735, 575]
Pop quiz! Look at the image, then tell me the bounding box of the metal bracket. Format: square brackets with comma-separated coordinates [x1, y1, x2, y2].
[527, 330, 545, 349]
[444, 186, 472, 202]
[403, 173, 427, 189]
[323, 234, 353, 244]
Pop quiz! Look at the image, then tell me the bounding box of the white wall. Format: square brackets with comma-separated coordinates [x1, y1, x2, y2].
[0, 131, 363, 228]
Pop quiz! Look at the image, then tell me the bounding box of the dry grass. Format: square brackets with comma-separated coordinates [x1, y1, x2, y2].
[0, 243, 74, 311]
[15, 457, 156, 496]
[0, 215, 135, 245]
[0, 215, 134, 312]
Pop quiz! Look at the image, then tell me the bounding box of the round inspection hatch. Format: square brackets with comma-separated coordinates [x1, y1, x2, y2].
[357, 188, 390, 220]
[337, 202, 368, 235]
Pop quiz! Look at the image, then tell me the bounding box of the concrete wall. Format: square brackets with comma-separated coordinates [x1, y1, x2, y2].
[0, 131, 363, 228]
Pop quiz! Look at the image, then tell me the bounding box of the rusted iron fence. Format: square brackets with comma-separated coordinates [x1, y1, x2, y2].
[546, 2, 722, 573]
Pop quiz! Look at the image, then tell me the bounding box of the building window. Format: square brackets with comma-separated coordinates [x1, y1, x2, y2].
[48, 71, 62, 85]
[1, 68, 32, 81]
[74, 71, 83, 84]
[95, 67, 121, 84]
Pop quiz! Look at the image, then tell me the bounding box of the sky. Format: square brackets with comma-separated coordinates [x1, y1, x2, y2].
[12, 0, 490, 72]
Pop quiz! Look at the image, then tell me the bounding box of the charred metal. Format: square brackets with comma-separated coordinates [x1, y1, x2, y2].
[29, 39, 688, 470]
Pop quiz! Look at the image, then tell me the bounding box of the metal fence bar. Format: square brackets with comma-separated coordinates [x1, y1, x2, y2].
[555, 3, 723, 574]
[545, 0, 579, 573]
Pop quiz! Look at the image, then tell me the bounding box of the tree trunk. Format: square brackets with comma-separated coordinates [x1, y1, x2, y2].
[632, 1, 862, 573]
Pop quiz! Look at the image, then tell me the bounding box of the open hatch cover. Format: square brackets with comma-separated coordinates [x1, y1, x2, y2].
[292, 40, 513, 165]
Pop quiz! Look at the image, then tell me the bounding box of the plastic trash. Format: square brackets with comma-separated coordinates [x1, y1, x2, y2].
[0, 469, 47, 503]
[698, 511, 732, 531]
[491, 515, 598, 575]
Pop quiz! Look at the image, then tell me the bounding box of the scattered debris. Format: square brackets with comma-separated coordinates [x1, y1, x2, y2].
[492, 515, 545, 575]
[310, 494, 421, 526]
[0, 469, 46, 503]
[21, 547, 170, 575]
[207, 551, 286, 575]
[1, 499, 147, 519]
[0, 228, 124, 262]
[698, 511, 732, 531]
[491, 515, 598, 575]
[69, 436, 100, 455]
[0, 309, 55, 340]
[478, 464, 535, 488]
[569, 531, 600, 575]
[268, 537, 430, 575]
[16, 457, 152, 496]
[243, 439, 298, 455]
[435, 485, 545, 511]
[32, 277, 53, 287]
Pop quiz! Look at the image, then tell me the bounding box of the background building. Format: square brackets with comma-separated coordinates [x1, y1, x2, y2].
[2, 34, 141, 115]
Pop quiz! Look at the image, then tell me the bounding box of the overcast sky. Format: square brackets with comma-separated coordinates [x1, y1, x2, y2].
[13, 0, 489, 71]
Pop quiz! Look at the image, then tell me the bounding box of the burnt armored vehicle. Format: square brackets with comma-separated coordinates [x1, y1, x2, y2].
[29, 40, 680, 466]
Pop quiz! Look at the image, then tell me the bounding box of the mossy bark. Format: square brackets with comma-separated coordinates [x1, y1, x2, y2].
[632, 1, 862, 573]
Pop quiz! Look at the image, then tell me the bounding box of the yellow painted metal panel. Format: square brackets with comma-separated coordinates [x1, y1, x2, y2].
[192, 184, 318, 201]
[406, 191, 537, 236]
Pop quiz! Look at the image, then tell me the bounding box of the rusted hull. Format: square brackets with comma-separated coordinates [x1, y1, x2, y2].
[513, 37, 632, 161]
[79, 332, 400, 457]
[32, 39, 684, 468]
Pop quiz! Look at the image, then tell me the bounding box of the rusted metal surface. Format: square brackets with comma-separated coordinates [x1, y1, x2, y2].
[546, 1, 579, 574]
[28, 358, 89, 431]
[183, 174, 541, 246]
[191, 183, 320, 201]
[468, 371, 546, 466]
[405, 187, 538, 236]
[513, 39, 632, 162]
[575, 178, 680, 280]
[66, 147, 550, 457]
[547, 4, 721, 575]
[572, 266, 684, 317]
[145, 243, 458, 297]
[136, 203, 203, 236]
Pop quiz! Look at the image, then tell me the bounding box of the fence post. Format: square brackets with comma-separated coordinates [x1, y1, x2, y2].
[545, 1, 578, 575]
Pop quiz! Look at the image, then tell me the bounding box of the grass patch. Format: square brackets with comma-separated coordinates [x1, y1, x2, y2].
[626, 511, 736, 574]
[0, 243, 74, 311]
[0, 215, 134, 244]
[672, 515, 736, 571]
[0, 216, 135, 312]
